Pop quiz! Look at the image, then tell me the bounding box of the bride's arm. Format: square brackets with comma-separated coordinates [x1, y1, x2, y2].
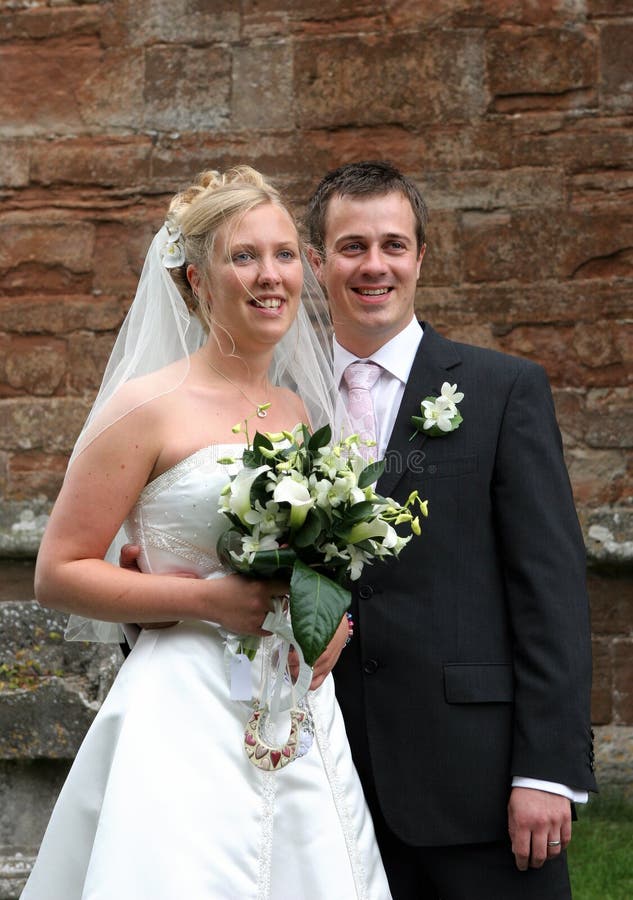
[34, 406, 283, 636]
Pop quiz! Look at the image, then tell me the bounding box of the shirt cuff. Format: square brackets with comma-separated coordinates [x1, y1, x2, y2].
[512, 776, 588, 804]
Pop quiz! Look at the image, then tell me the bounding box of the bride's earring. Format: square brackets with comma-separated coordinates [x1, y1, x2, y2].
[243, 703, 306, 771]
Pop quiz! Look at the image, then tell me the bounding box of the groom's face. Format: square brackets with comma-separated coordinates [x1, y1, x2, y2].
[313, 190, 425, 358]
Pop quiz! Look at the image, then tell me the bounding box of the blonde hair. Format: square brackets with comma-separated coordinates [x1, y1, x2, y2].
[166, 166, 296, 329]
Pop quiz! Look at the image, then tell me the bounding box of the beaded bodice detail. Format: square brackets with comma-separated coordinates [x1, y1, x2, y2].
[124, 444, 243, 579]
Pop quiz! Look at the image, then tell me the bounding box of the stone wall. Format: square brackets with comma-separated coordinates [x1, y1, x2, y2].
[1, 0, 631, 559]
[0, 2, 632, 890]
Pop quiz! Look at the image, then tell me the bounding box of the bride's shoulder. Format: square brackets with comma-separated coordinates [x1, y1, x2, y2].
[105, 359, 190, 418]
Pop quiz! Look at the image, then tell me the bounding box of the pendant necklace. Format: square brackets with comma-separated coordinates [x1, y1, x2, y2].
[206, 359, 269, 418]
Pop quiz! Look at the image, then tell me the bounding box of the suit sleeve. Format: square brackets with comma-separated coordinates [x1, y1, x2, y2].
[491, 362, 596, 791]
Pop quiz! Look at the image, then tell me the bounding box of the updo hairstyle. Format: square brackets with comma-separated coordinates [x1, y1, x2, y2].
[166, 166, 296, 330]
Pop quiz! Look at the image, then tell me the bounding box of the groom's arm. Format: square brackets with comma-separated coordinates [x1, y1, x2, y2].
[491, 361, 595, 866]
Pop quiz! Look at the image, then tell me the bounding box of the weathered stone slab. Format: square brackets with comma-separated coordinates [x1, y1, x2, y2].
[593, 725, 633, 798]
[0, 601, 121, 759]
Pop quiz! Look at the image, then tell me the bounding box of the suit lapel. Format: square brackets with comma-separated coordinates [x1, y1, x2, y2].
[379, 323, 462, 497]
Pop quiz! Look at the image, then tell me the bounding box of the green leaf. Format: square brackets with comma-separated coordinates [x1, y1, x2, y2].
[293, 509, 324, 548]
[297, 423, 311, 448]
[357, 459, 385, 488]
[249, 470, 271, 507]
[341, 500, 375, 524]
[241, 449, 260, 468]
[247, 548, 296, 577]
[253, 431, 274, 452]
[308, 424, 332, 453]
[289, 560, 351, 666]
[411, 416, 426, 431]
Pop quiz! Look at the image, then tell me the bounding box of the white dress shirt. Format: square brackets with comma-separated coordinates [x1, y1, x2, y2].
[333, 316, 588, 805]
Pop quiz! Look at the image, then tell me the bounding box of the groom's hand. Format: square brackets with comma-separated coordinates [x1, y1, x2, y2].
[119, 543, 181, 629]
[508, 787, 572, 871]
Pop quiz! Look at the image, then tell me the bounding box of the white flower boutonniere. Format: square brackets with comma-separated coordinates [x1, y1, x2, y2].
[411, 382, 464, 438]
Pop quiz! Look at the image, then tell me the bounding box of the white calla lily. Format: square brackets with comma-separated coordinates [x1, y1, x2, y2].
[273, 477, 315, 529]
[226, 465, 270, 525]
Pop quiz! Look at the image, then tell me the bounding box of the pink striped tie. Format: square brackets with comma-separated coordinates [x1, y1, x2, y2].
[343, 361, 381, 460]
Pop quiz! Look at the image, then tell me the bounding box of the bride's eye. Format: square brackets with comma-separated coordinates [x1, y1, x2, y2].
[232, 251, 254, 264]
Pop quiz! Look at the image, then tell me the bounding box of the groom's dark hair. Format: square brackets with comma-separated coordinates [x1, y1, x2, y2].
[304, 160, 429, 257]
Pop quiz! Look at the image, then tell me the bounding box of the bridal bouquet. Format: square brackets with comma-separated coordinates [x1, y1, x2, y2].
[217, 424, 427, 666]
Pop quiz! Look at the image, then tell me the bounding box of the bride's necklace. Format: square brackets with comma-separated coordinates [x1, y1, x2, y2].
[206, 360, 269, 418]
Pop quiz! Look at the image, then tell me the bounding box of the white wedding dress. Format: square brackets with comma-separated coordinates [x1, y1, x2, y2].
[21, 444, 391, 900]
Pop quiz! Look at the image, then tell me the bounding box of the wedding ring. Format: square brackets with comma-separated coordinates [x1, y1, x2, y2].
[547, 840, 561, 847]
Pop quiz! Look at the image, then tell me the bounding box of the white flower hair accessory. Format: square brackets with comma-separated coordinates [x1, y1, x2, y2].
[412, 382, 464, 438]
[160, 220, 186, 269]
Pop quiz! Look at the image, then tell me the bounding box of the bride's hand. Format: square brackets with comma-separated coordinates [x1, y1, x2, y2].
[208, 574, 290, 637]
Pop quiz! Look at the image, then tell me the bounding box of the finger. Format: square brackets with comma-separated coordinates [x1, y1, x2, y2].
[119, 543, 141, 569]
[309, 672, 327, 690]
[512, 841, 530, 872]
[529, 831, 549, 869]
[546, 836, 563, 859]
[560, 817, 572, 850]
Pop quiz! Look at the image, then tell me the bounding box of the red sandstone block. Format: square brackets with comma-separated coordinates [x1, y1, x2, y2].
[421, 210, 462, 287]
[0, 296, 126, 336]
[477, 0, 587, 26]
[551, 388, 585, 446]
[66, 333, 119, 394]
[103, 0, 240, 47]
[232, 42, 293, 130]
[585, 387, 633, 449]
[2, 336, 67, 398]
[573, 323, 624, 370]
[31, 137, 152, 188]
[590, 639, 613, 725]
[0, 141, 30, 188]
[600, 25, 633, 114]
[511, 119, 633, 174]
[0, 6, 102, 42]
[461, 209, 562, 282]
[613, 640, 633, 724]
[566, 448, 629, 506]
[0, 220, 94, 274]
[588, 573, 633, 637]
[295, 32, 486, 129]
[143, 45, 231, 132]
[486, 26, 598, 109]
[6, 452, 68, 502]
[150, 132, 296, 185]
[562, 210, 633, 280]
[0, 38, 105, 135]
[75, 47, 146, 131]
[92, 220, 160, 296]
[0, 397, 90, 453]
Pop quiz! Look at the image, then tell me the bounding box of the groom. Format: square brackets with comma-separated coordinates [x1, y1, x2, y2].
[304, 161, 596, 899]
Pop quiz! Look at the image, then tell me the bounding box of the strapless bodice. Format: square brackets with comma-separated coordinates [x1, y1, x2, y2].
[124, 443, 243, 579]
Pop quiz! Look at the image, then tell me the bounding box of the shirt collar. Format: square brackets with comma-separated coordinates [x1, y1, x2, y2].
[333, 317, 424, 387]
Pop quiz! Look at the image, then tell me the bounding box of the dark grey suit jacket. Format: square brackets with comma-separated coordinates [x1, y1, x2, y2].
[333, 322, 597, 847]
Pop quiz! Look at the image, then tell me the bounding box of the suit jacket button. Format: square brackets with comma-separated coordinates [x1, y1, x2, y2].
[359, 585, 373, 600]
[363, 658, 379, 674]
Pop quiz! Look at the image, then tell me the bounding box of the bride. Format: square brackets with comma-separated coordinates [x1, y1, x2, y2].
[21, 167, 391, 899]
